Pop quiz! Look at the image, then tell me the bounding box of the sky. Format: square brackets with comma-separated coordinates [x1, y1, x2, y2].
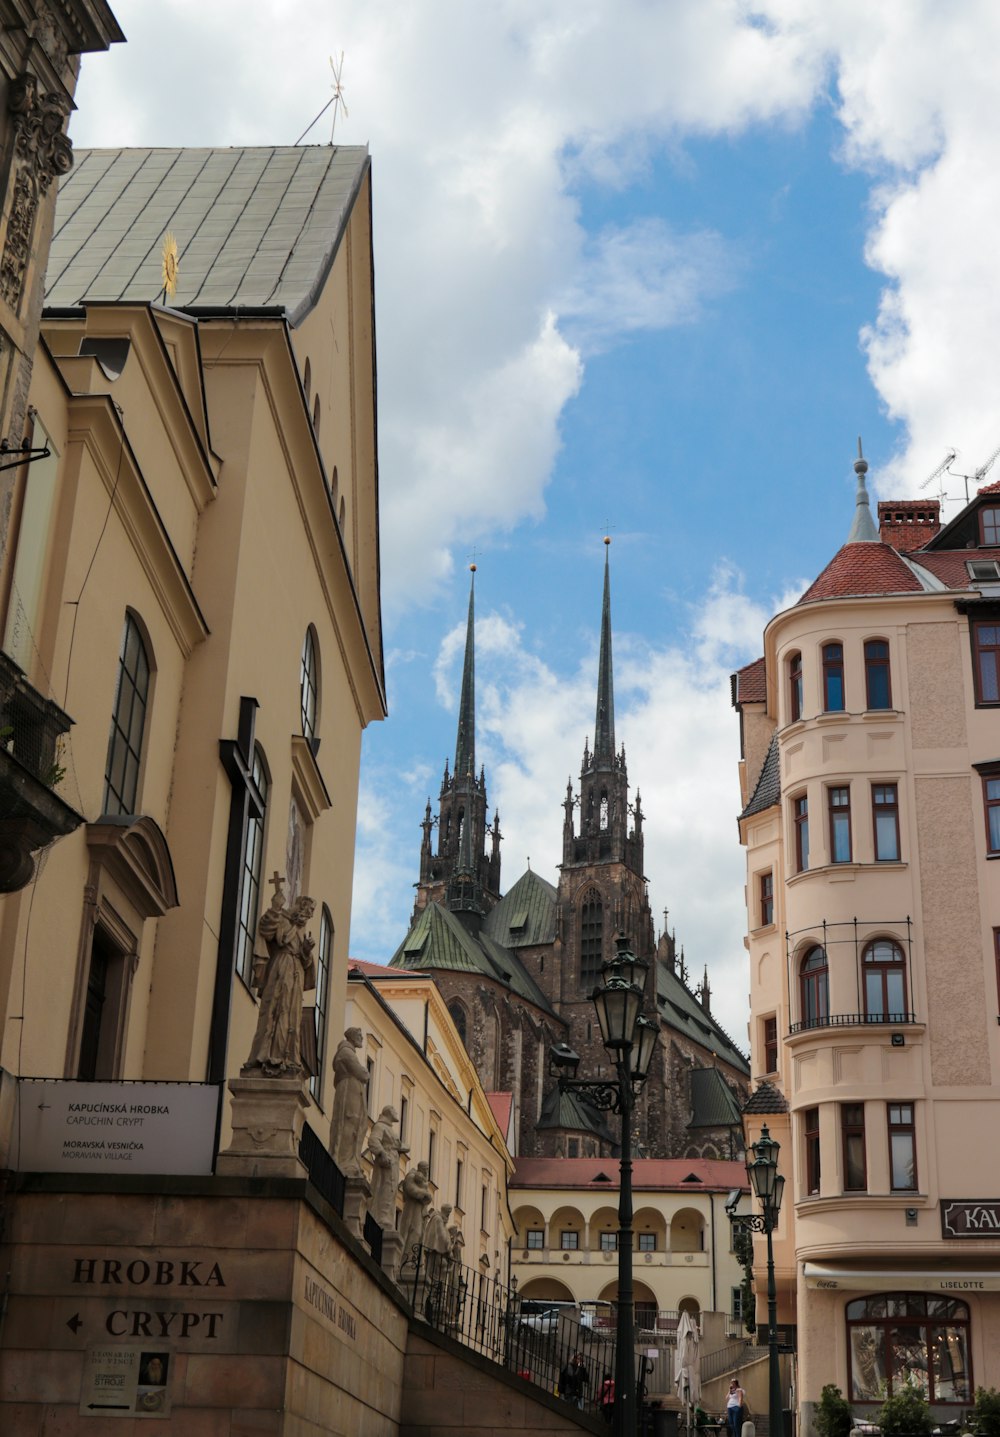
[70, 0, 1000, 1051]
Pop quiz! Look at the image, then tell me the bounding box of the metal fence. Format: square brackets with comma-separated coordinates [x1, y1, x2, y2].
[298, 1121, 383, 1265]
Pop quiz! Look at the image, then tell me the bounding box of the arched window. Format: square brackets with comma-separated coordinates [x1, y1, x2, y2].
[300, 627, 319, 741]
[103, 613, 151, 816]
[799, 946, 829, 1029]
[303, 357, 312, 400]
[580, 889, 604, 986]
[236, 745, 269, 988]
[864, 639, 892, 710]
[788, 651, 803, 722]
[822, 642, 845, 711]
[312, 394, 321, 435]
[448, 1000, 468, 1046]
[863, 939, 908, 1021]
[846, 1295, 970, 1404]
[310, 906, 333, 1102]
[599, 793, 609, 830]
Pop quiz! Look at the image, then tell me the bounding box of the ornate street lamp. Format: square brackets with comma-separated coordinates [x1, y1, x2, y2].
[549, 935, 659, 1437]
[730, 1125, 785, 1437]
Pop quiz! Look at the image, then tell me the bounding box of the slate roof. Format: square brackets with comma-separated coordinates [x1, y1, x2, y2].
[536, 1086, 614, 1145]
[732, 656, 766, 706]
[740, 733, 780, 821]
[45, 146, 370, 324]
[798, 542, 925, 604]
[689, 1067, 743, 1128]
[389, 900, 555, 1015]
[482, 868, 557, 948]
[655, 963, 749, 1074]
[742, 1080, 789, 1115]
[911, 548, 1000, 589]
[510, 1157, 749, 1191]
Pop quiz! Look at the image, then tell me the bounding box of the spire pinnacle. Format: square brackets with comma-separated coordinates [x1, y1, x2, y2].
[593, 538, 616, 762]
[847, 436, 879, 543]
[453, 566, 476, 781]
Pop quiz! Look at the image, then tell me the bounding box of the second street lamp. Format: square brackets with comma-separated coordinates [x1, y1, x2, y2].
[730, 1124, 785, 1437]
[549, 935, 659, 1437]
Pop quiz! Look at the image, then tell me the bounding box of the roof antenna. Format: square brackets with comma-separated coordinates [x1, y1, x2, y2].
[293, 52, 349, 146]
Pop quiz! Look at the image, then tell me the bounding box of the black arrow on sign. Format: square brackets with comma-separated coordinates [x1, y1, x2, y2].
[66, 1313, 83, 1334]
[87, 1404, 129, 1411]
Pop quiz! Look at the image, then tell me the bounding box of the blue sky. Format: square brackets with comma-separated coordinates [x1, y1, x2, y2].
[71, 1, 1000, 1046]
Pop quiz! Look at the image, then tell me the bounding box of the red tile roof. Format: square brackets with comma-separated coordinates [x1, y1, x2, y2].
[733, 656, 766, 704]
[978, 478, 1000, 495]
[510, 1156, 748, 1191]
[912, 548, 1000, 588]
[487, 1091, 513, 1134]
[799, 542, 924, 603]
[349, 958, 420, 978]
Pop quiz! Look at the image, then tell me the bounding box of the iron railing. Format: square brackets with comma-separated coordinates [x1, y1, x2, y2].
[298, 1121, 383, 1265]
[402, 1243, 617, 1416]
[788, 1011, 916, 1035]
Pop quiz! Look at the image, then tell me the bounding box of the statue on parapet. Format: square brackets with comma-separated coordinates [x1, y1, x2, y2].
[398, 1159, 433, 1262]
[243, 876, 316, 1078]
[366, 1105, 408, 1227]
[331, 1027, 369, 1176]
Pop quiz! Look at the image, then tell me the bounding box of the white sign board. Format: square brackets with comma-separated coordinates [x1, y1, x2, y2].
[14, 1081, 220, 1176]
[80, 1345, 172, 1418]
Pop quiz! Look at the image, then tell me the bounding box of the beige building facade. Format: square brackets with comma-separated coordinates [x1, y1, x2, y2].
[732, 462, 1000, 1430]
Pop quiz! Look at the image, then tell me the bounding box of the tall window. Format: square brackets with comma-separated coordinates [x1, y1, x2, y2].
[236, 746, 269, 987]
[864, 939, 908, 1021]
[888, 1103, 917, 1190]
[972, 621, 999, 704]
[841, 1104, 867, 1191]
[995, 929, 1000, 1015]
[872, 783, 900, 861]
[103, 614, 151, 815]
[788, 651, 803, 722]
[847, 1296, 970, 1404]
[804, 1107, 821, 1194]
[427, 1128, 436, 1180]
[763, 1015, 778, 1073]
[982, 506, 1000, 544]
[822, 642, 845, 711]
[455, 1159, 464, 1210]
[560, 1230, 579, 1250]
[448, 1000, 468, 1045]
[580, 889, 604, 986]
[793, 794, 809, 872]
[759, 871, 774, 927]
[864, 640, 892, 710]
[300, 626, 319, 741]
[983, 773, 1000, 855]
[309, 906, 333, 1102]
[800, 946, 828, 1029]
[828, 786, 852, 862]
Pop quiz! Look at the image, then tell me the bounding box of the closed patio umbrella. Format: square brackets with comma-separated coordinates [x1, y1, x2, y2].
[675, 1310, 702, 1430]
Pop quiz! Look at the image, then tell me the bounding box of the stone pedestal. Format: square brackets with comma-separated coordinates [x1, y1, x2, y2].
[342, 1173, 371, 1241]
[216, 1074, 309, 1179]
[380, 1228, 404, 1284]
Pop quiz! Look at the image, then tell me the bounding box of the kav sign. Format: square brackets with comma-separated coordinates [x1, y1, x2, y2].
[941, 1200, 1000, 1239]
[14, 1080, 220, 1176]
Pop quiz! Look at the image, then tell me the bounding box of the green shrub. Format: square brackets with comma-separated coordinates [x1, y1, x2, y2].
[815, 1385, 853, 1437]
[969, 1388, 1000, 1437]
[876, 1379, 933, 1437]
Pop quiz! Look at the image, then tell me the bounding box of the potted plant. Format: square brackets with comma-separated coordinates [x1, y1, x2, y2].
[876, 1379, 933, 1437]
[815, 1384, 854, 1437]
[969, 1388, 1000, 1437]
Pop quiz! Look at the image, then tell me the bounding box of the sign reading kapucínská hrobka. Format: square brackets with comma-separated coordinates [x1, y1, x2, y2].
[13, 1080, 219, 1175]
[941, 1200, 1000, 1237]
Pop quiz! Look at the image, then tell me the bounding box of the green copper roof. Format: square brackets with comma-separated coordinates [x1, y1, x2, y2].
[689, 1067, 743, 1128]
[536, 1084, 614, 1143]
[594, 544, 615, 763]
[482, 868, 557, 948]
[656, 963, 749, 1075]
[389, 900, 554, 1014]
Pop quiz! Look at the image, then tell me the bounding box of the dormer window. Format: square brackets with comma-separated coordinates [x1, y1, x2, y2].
[967, 559, 1000, 582]
[981, 506, 1000, 545]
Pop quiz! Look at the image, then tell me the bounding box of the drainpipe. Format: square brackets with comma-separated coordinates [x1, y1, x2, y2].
[423, 1000, 429, 1054]
[710, 1193, 717, 1312]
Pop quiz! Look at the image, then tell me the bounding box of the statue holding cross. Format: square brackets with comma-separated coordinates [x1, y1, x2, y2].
[243, 873, 317, 1078]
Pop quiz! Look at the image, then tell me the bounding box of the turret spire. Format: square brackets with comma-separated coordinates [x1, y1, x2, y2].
[847, 437, 879, 543]
[454, 566, 476, 780]
[594, 538, 616, 763]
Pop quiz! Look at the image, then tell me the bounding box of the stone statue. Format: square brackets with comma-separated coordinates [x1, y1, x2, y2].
[423, 1202, 453, 1282]
[244, 883, 316, 1077]
[398, 1160, 433, 1260]
[331, 1027, 369, 1176]
[448, 1219, 466, 1264]
[366, 1105, 407, 1228]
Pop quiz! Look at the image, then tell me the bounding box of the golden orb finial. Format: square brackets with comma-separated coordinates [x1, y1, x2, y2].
[603, 535, 611, 546]
[470, 562, 477, 573]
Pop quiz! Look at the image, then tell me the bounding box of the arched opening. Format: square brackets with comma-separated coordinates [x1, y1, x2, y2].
[580, 887, 603, 987]
[448, 999, 468, 1046]
[799, 945, 829, 1028]
[670, 1208, 705, 1253]
[863, 938, 907, 1020]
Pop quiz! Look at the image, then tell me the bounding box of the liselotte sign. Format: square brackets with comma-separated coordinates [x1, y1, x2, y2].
[941, 1200, 1000, 1238]
[13, 1080, 220, 1176]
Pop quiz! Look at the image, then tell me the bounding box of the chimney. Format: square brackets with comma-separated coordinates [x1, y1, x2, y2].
[877, 499, 941, 553]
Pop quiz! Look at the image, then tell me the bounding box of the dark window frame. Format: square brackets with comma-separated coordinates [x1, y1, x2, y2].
[759, 871, 774, 927]
[236, 744, 269, 989]
[300, 625, 319, 741]
[526, 1228, 544, 1249]
[788, 650, 803, 722]
[580, 888, 604, 986]
[799, 946, 829, 1029]
[793, 794, 809, 873]
[828, 784, 852, 863]
[841, 1103, 867, 1191]
[872, 783, 901, 862]
[863, 938, 908, 1021]
[309, 904, 333, 1104]
[822, 641, 845, 712]
[560, 1229, 579, 1250]
[888, 1102, 917, 1191]
[638, 1232, 656, 1252]
[846, 1294, 971, 1406]
[600, 1231, 619, 1251]
[981, 505, 1000, 545]
[103, 612, 152, 817]
[763, 1015, 778, 1074]
[804, 1106, 821, 1195]
[983, 772, 1000, 855]
[864, 639, 892, 710]
[971, 619, 1000, 705]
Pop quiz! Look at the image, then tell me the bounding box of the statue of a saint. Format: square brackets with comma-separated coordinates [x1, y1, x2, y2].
[398, 1160, 433, 1260]
[244, 884, 316, 1077]
[366, 1105, 407, 1227]
[331, 1028, 369, 1175]
[448, 1219, 466, 1264]
[423, 1202, 453, 1282]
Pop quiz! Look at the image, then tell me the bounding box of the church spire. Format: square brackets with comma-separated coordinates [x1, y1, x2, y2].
[454, 566, 477, 781]
[594, 537, 615, 764]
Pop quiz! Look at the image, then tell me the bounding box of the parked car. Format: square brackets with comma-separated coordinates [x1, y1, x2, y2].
[517, 1299, 579, 1335]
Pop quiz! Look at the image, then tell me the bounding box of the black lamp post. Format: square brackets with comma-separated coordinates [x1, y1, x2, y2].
[549, 935, 659, 1437]
[729, 1125, 785, 1437]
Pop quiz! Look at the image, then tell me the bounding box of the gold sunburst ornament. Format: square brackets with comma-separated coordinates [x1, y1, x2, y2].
[161, 232, 179, 300]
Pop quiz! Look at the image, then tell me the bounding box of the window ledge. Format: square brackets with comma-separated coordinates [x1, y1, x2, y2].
[785, 1019, 926, 1048]
[787, 860, 907, 885]
[795, 1192, 928, 1214]
[750, 922, 778, 938]
[862, 708, 901, 721]
[291, 733, 332, 821]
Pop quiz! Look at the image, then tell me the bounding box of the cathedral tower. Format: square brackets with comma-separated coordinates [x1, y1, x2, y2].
[414, 567, 501, 919]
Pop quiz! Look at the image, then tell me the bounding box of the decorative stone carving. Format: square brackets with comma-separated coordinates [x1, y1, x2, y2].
[242, 884, 316, 1078]
[330, 1027, 369, 1176]
[398, 1159, 433, 1263]
[216, 1074, 309, 1180]
[0, 168, 37, 311]
[9, 74, 73, 192]
[366, 1105, 407, 1229]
